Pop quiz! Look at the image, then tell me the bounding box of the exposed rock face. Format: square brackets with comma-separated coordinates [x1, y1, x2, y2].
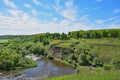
[50, 46, 63, 58]
[49, 45, 74, 59]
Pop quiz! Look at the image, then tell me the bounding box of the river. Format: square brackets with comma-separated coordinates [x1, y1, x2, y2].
[0, 59, 76, 80]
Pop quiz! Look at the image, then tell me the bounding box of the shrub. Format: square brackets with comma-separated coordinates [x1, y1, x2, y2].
[103, 64, 111, 71]
[79, 53, 89, 66]
[93, 57, 103, 67]
[112, 58, 120, 70]
[47, 53, 54, 60]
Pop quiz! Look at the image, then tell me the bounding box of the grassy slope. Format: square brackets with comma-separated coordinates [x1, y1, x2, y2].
[45, 38, 120, 80]
[45, 70, 120, 80]
[51, 38, 120, 58]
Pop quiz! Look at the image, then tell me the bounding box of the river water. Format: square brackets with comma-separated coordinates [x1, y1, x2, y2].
[0, 59, 76, 80]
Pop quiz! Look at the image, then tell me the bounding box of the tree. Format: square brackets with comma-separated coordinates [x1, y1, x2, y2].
[79, 53, 89, 66]
[60, 33, 68, 40]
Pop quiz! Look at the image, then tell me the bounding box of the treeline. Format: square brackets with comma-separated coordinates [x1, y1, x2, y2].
[68, 29, 120, 39]
[33, 29, 120, 43]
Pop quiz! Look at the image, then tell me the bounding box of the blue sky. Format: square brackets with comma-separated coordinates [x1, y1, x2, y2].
[0, 0, 120, 35]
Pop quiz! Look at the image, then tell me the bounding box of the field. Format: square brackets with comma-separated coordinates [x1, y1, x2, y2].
[0, 39, 9, 43]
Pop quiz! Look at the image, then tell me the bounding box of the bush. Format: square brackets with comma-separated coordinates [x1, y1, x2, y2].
[93, 57, 103, 67]
[47, 53, 54, 60]
[79, 53, 89, 66]
[103, 64, 111, 71]
[112, 58, 120, 70]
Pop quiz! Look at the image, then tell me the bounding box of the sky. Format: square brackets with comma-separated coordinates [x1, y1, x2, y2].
[0, 0, 120, 35]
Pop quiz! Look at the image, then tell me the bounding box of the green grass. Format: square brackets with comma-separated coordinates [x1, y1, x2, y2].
[50, 39, 79, 48]
[0, 39, 9, 43]
[79, 38, 120, 46]
[57, 42, 72, 48]
[50, 40, 62, 45]
[95, 46, 120, 63]
[44, 38, 120, 80]
[45, 70, 120, 80]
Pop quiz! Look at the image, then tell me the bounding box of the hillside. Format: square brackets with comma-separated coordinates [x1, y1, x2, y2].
[0, 29, 120, 79]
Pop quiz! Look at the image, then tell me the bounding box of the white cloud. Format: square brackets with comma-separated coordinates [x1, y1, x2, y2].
[55, 0, 77, 21]
[0, 9, 93, 35]
[112, 8, 120, 13]
[53, 0, 62, 11]
[109, 24, 120, 28]
[108, 16, 120, 21]
[0, 0, 93, 35]
[62, 0, 77, 21]
[31, 9, 38, 15]
[95, 20, 104, 24]
[3, 0, 17, 8]
[33, 0, 42, 6]
[61, 8, 76, 21]
[52, 18, 58, 22]
[24, 4, 32, 8]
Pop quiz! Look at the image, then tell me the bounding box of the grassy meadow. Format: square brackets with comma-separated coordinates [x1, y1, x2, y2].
[45, 70, 120, 80]
[0, 39, 9, 43]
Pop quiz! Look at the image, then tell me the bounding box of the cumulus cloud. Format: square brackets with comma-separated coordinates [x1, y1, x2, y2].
[0, 8, 93, 35]
[3, 0, 17, 8]
[53, 0, 77, 21]
[0, 0, 102, 35]
[62, 0, 77, 21]
[61, 9, 76, 21]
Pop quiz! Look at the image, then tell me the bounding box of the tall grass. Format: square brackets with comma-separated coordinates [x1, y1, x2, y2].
[45, 70, 120, 80]
[0, 39, 9, 43]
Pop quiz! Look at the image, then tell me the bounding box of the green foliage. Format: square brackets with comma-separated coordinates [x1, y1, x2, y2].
[79, 53, 89, 66]
[47, 53, 54, 59]
[60, 33, 69, 40]
[0, 29, 120, 72]
[30, 43, 45, 55]
[0, 38, 44, 70]
[112, 58, 120, 70]
[68, 29, 120, 39]
[93, 57, 103, 67]
[42, 39, 49, 46]
[103, 64, 111, 71]
[0, 49, 37, 71]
